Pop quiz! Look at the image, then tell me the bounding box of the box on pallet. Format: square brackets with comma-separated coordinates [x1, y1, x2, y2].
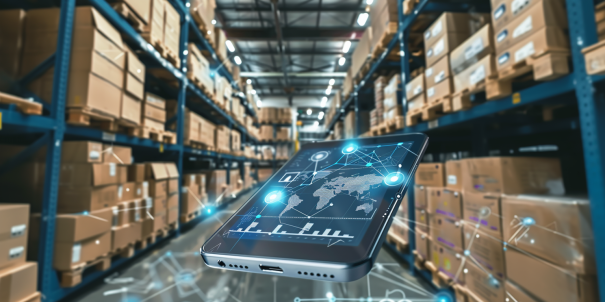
[0, 262, 38, 302]
[231, 130, 241, 152]
[142, 93, 167, 131]
[450, 24, 494, 75]
[214, 29, 227, 60]
[463, 260, 506, 302]
[425, 55, 454, 104]
[405, 74, 425, 111]
[445, 160, 463, 191]
[414, 163, 445, 187]
[431, 241, 465, 283]
[201, 170, 228, 203]
[0, 204, 29, 271]
[187, 44, 214, 96]
[22, 7, 125, 117]
[351, 27, 373, 79]
[163, 1, 180, 63]
[463, 192, 503, 239]
[215, 125, 231, 153]
[189, 0, 216, 41]
[414, 230, 431, 261]
[142, 0, 165, 48]
[427, 187, 462, 220]
[370, 0, 398, 55]
[462, 224, 506, 280]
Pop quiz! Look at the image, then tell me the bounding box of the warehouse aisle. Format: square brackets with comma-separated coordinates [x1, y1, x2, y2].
[75, 190, 436, 302]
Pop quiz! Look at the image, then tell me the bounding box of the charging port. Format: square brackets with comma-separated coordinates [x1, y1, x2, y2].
[259, 265, 283, 273]
[217, 260, 226, 267]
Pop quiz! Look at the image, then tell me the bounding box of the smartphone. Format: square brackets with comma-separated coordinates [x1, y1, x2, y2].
[200, 133, 428, 282]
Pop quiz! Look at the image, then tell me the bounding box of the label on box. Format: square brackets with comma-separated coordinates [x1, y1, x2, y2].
[143, 182, 149, 198]
[137, 187, 142, 196]
[498, 52, 510, 65]
[464, 38, 484, 60]
[9, 246, 24, 259]
[425, 31, 431, 40]
[145, 197, 153, 208]
[112, 207, 119, 226]
[109, 163, 116, 177]
[426, 68, 433, 77]
[406, 85, 412, 92]
[190, 175, 196, 182]
[427, 48, 434, 58]
[434, 39, 445, 56]
[182, 186, 188, 194]
[434, 71, 446, 84]
[470, 65, 486, 85]
[427, 87, 435, 97]
[102, 132, 116, 142]
[497, 30, 508, 43]
[413, 85, 423, 96]
[447, 175, 458, 185]
[72, 244, 81, 263]
[494, 3, 506, 20]
[515, 41, 535, 62]
[89, 150, 100, 161]
[512, 0, 530, 15]
[431, 21, 443, 38]
[11, 224, 26, 237]
[118, 185, 124, 199]
[513, 16, 532, 38]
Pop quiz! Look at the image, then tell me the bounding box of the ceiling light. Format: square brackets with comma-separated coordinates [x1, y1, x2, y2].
[357, 13, 369, 26]
[339, 57, 346, 66]
[366, 0, 373, 4]
[186, 2, 190, 7]
[234, 56, 242, 65]
[329, 78, 335, 86]
[257, 99, 262, 106]
[211, 19, 217, 25]
[320, 97, 327, 107]
[318, 112, 324, 120]
[307, 109, 312, 115]
[325, 86, 332, 95]
[226, 40, 235, 52]
[207, 30, 211, 35]
[246, 79, 252, 84]
[342, 41, 351, 53]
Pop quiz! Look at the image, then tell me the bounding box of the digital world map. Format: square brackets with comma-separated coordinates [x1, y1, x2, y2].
[220, 141, 417, 248]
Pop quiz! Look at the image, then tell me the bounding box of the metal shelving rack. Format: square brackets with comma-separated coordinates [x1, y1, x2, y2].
[0, 0, 264, 301]
[324, 0, 605, 296]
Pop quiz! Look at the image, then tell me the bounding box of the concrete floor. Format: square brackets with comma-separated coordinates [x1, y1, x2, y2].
[76, 190, 436, 302]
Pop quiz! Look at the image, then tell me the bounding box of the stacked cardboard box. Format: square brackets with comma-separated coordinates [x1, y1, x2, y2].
[351, 27, 373, 81]
[275, 127, 290, 141]
[231, 99, 245, 125]
[257, 168, 274, 182]
[597, 3, 605, 41]
[182, 109, 216, 148]
[143, 162, 180, 237]
[187, 44, 215, 97]
[143, 0, 165, 52]
[231, 130, 241, 153]
[333, 121, 343, 140]
[261, 146, 274, 161]
[215, 125, 231, 153]
[214, 29, 227, 61]
[424, 13, 482, 109]
[244, 145, 256, 159]
[275, 145, 289, 160]
[370, 0, 398, 58]
[0, 9, 25, 91]
[214, 76, 232, 111]
[181, 173, 208, 222]
[258, 107, 293, 124]
[450, 24, 511, 111]
[382, 74, 401, 122]
[243, 163, 254, 189]
[342, 69, 353, 99]
[189, 0, 216, 46]
[492, 0, 569, 80]
[142, 93, 166, 132]
[21, 7, 129, 118]
[109, 0, 150, 29]
[230, 169, 243, 195]
[0, 204, 40, 301]
[260, 125, 274, 142]
[405, 73, 426, 115]
[200, 170, 228, 204]
[583, 3, 605, 75]
[121, 46, 145, 125]
[369, 109, 380, 129]
[141, 0, 180, 67]
[373, 76, 387, 126]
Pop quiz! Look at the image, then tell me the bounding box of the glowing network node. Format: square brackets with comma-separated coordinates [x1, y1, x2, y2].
[310, 151, 329, 162]
[397, 142, 403, 146]
[264, 191, 284, 204]
[464, 250, 470, 256]
[342, 144, 358, 154]
[434, 291, 454, 302]
[522, 217, 536, 227]
[384, 172, 405, 186]
[487, 275, 500, 288]
[256, 215, 262, 218]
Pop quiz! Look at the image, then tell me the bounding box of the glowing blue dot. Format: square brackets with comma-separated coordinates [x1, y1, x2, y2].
[83, 211, 89, 215]
[397, 142, 403, 145]
[464, 250, 470, 256]
[347, 147, 354, 152]
[166, 251, 172, 256]
[207, 209, 211, 213]
[390, 176, 399, 182]
[522, 217, 536, 227]
[256, 215, 261, 218]
[366, 163, 372, 167]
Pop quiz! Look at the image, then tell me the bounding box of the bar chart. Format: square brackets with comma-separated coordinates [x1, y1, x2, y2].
[233, 222, 354, 239]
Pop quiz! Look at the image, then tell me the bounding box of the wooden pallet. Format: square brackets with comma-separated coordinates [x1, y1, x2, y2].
[136, 234, 156, 250]
[164, 48, 180, 69]
[140, 127, 177, 144]
[59, 254, 111, 287]
[403, 0, 419, 15]
[186, 140, 215, 151]
[180, 210, 201, 223]
[370, 116, 405, 136]
[66, 107, 116, 130]
[112, 2, 146, 33]
[371, 22, 399, 59]
[167, 221, 178, 232]
[386, 232, 409, 253]
[423, 97, 452, 121]
[141, 33, 166, 56]
[141, 33, 180, 68]
[498, 51, 570, 82]
[452, 77, 512, 112]
[0, 92, 42, 115]
[112, 244, 135, 259]
[16, 292, 41, 302]
[453, 285, 469, 302]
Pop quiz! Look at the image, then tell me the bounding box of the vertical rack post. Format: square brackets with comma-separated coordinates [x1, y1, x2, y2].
[175, 1, 189, 234]
[38, 0, 75, 299]
[354, 94, 360, 136]
[566, 0, 605, 294]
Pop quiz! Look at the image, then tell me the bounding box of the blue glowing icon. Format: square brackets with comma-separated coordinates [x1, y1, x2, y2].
[384, 172, 405, 186]
[342, 144, 358, 154]
[265, 191, 284, 203]
[521, 217, 536, 227]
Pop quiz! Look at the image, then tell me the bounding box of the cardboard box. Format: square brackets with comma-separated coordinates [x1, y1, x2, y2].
[57, 184, 119, 213]
[426, 77, 454, 104]
[431, 215, 464, 252]
[162, 1, 180, 59]
[505, 248, 598, 302]
[426, 32, 470, 67]
[115, 202, 130, 226]
[143, 102, 166, 122]
[414, 163, 445, 187]
[0, 262, 37, 302]
[463, 192, 503, 239]
[128, 164, 145, 182]
[54, 231, 111, 271]
[201, 170, 227, 202]
[111, 223, 138, 252]
[149, 196, 167, 215]
[128, 199, 143, 223]
[145, 162, 169, 180]
[414, 185, 428, 209]
[407, 94, 426, 113]
[433, 242, 465, 283]
[450, 24, 494, 75]
[120, 93, 142, 126]
[215, 125, 231, 152]
[490, 0, 564, 33]
[424, 12, 474, 47]
[415, 230, 431, 261]
[102, 145, 132, 165]
[167, 206, 178, 225]
[494, 0, 567, 54]
[502, 195, 594, 274]
[62, 141, 103, 163]
[505, 280, 540, 302]
[427, 188, 463, 220]
[143, 211, 166, 235]
[415, 209, 430, 233]
[405, 74, 425, 101]
[453, 55, 500, 95]
[148, 180, 167, 198]
[0, 204, 29, 271]
[425, 54, 451, 88]
[445, 160, 463, 190]
[496, 27, 569, 72]
[351, 27, 373, 77]
[118, 182, 136, 201]
[463, 225, 506, 280]
[461, 157, 564, 195]
[59, 163, 123, 186]
[144, 93, 166, 109]
[464, 260, 506, 302]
